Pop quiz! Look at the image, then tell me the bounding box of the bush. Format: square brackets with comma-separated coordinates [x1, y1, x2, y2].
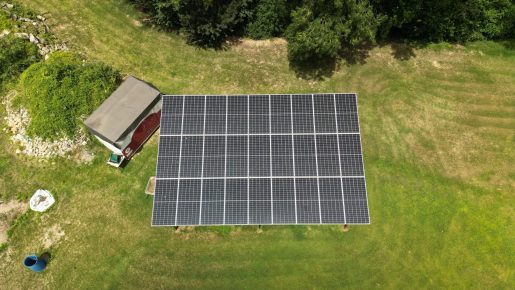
[127, 0, 180, 30]
[246, 0, 289, 39]
[0, 36, 40, 89]
[286, 9, 340, 64]
[0, 12, 14, 30]
[375, 0, 515, 42]
[15, 52, 121, 140]
[152, 0, 181, 30]
[129, 0, 514, 47]
[178, 0, 256, 48]
[285, 0, 379, 67]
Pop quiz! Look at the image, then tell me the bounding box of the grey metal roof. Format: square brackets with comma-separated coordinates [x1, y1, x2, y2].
[84, 76, 161, 143]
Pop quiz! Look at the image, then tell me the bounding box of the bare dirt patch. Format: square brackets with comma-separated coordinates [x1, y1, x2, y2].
[432, 60, 442, 68]
[132, 19, 142, 27]
[42, 224, 65, 249]
[234, 38, 287, 48]
[0, 200, 29, 244]
[230, 38, 287, 54]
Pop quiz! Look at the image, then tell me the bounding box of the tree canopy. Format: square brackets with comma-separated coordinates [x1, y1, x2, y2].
[129, 0, 515, 73]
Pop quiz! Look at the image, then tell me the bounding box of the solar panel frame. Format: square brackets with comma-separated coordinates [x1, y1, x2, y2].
[152, 93, 370, 226]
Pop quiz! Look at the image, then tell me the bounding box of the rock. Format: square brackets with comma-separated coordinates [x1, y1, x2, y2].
[18, 17, 33, 23]
[36, 15, 45, 21]
[0, 29, 9, 38]
[29, 34, 39, 44]
[56, 43, 68, 51]
[2, 3, 14, 9]
[14, 32, 29, 39]
[3, 87, 92, 163]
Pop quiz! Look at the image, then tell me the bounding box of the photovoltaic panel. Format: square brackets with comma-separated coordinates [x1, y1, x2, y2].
[152, 93, 370, 226]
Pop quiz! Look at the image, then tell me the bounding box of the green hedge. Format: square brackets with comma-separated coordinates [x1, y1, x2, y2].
[15, 52, 121, 140]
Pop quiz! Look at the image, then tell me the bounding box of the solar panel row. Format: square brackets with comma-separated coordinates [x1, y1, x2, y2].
[153, 177, 367, 225]
[157, 135, 363, 178]
[161, 94, 358, 135]
[152, 94, 369, 226]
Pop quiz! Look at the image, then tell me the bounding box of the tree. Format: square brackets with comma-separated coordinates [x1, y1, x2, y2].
[178, 0, 256, 48]
[246, 0, 289, 39]
[373, 0, 515, 41]
[286, 8, 340, 64]
[285, 0, 380, 74]
[126, 0, 180, 30]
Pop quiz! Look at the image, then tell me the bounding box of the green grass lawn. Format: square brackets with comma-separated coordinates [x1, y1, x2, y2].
[0, 0, 514, 289]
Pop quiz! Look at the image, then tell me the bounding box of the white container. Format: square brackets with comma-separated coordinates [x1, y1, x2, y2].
[29, 189, 55, 212]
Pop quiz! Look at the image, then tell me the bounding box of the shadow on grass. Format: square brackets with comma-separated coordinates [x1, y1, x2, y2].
[340, 42, 374, 65]
[289, 42, 374, 80]
[39, 252, 51, 264]
[390, 42, 417, 60]
[386, 40, 432, 60]
[498, 40, 515, 50]
[289, 57, 339, 80]
[377, 39, 429, 61]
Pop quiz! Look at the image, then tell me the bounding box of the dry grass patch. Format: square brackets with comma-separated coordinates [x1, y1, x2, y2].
[0, 200, 28, 245]
[41, 224, 65, 249]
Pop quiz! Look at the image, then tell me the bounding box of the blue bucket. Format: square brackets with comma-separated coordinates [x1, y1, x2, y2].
[23, 255, 46, 272]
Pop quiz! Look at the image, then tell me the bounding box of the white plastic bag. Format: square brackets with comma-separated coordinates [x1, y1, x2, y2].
[29, 189, 55, 212]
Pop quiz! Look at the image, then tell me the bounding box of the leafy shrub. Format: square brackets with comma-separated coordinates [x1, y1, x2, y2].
[246, 0, 289, 39]
[178, 0, 255, 48]
[286, 9, 340, 64]
[129, 0, 514, 47]
[15, 52, 121, 140]
[0, 36, 40, 89]
[285, 0, 380, 67]
[375, 0, 515, 42]
[127, 0, 180, 30]
[0, 11, 14, 30]
[152, 0, 181, 30]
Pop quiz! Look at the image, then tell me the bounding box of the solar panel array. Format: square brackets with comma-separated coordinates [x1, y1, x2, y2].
[152, 94, 369, 226]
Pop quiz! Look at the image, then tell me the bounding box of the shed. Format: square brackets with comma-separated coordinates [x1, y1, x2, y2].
[84, 76, 161, 160]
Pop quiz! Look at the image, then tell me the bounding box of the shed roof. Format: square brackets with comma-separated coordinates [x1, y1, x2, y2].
[84, 76, 161, 143]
